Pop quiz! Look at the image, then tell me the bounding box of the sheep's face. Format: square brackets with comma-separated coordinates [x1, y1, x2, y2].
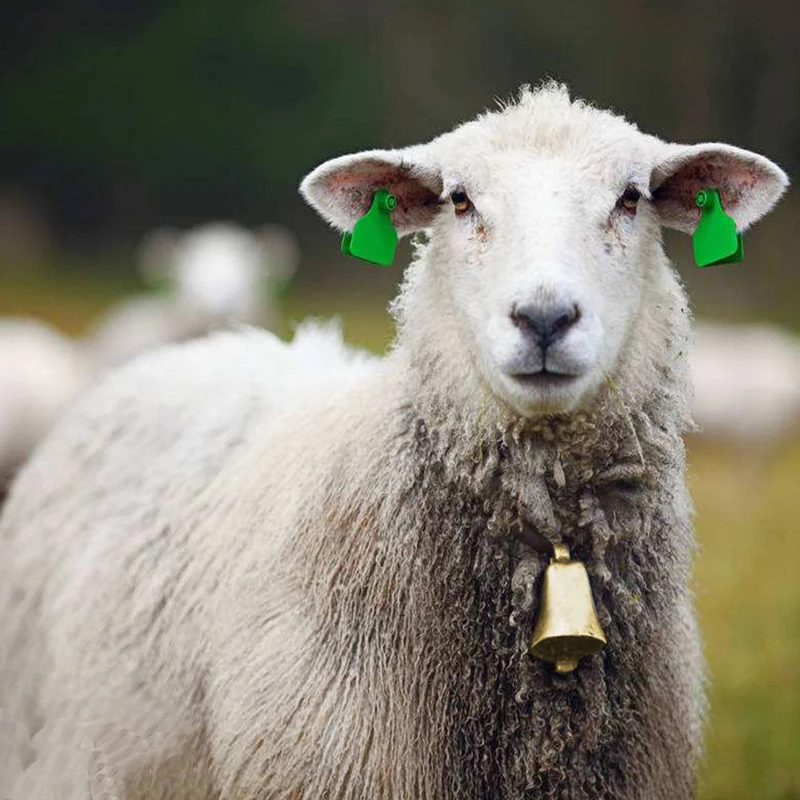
[424, 149, 657, 415]
[302, 85, 787, 418]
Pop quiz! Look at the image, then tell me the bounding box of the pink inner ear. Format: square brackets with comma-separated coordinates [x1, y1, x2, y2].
[656, 155, 759, 216]
[652, 150, 775, 233]
[325, 162, 442, 232]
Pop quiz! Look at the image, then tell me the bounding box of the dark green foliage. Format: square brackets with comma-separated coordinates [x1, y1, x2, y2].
[0, 1, 797, 255]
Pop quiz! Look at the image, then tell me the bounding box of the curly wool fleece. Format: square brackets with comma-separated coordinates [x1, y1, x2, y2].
[382, 359, 701, 799]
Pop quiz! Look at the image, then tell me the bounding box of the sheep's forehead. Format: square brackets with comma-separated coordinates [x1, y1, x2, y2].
[429, 88, 657, 190]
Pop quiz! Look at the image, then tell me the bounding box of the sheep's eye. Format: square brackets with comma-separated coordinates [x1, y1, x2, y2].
[618, 185, 641, 214]
[450, 189, 471, 214]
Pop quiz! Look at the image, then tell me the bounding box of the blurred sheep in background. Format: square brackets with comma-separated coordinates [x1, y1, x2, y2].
[0, 319, 90, 492]
[86, 222, 299, 369]
[0, 222, 298, 491]
[691, 321, 800, 445]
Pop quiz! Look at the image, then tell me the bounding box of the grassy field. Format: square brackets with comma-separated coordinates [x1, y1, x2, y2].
[691, 441, 800, 799]
[2, 271, 799, 798]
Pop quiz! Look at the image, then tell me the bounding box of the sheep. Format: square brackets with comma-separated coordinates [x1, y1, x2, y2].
[0, 83, 788, 800]
[86, 222, 299, 369]
[690, 321, 800, 445]
[0, 318, 90, 494]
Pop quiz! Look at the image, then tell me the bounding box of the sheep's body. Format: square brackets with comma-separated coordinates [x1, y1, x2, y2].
[0, 84, 787, 799]
[691, 321, 800, 444]
[85, 294, 211, 370]
[0, 318, 89, 489]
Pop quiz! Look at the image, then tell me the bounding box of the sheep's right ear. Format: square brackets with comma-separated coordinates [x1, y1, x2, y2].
[300, 148, 443, 236]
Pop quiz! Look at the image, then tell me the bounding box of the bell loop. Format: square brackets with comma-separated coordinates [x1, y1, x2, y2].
[552, 542, 571, 563]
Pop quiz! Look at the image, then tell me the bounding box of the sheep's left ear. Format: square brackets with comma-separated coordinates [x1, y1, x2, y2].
[300, 147, 443, 237]
[651, 143, 789, 233]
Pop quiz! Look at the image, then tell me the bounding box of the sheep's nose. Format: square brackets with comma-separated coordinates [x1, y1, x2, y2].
[510, 301, 581, 346]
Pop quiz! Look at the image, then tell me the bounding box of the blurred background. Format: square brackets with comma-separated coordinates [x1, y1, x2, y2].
[0, 1, 798, 797]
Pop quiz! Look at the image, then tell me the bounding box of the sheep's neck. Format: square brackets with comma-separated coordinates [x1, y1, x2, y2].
[410, 381, 670, 537]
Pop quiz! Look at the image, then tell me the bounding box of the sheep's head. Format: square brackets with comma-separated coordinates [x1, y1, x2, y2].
[138, 223, 299, 323]
[302, 84, 787, 418]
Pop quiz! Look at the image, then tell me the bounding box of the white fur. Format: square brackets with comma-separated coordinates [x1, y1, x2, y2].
[691, 321, 800, 444]
[87, 222, 299, 369]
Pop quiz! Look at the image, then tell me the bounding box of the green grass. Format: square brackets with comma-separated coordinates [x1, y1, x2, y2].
[691, 441, 800, 800]
[0, 260, 141, 335]
[2, 271, 799, 798]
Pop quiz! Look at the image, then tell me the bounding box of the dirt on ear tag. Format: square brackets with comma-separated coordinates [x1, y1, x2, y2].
[693, 189, 744, 268]
[341, 189, 398, 266]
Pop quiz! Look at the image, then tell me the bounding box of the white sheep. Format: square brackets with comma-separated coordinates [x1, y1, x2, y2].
[0, 318, 89, 492]
[86, 221, 299, 369]
[691, 321, 800, 445]
[0, 83, 788, 800]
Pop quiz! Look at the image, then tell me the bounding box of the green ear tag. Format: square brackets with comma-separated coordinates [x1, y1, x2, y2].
[693, 189, 744, 268]
[341, 189, 398, 266]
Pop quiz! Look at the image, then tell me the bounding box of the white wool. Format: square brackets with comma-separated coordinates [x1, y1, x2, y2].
[691, 321, 800, 444]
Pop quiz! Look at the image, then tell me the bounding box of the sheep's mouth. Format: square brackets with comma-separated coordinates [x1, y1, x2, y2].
[509, 370, 580, 389]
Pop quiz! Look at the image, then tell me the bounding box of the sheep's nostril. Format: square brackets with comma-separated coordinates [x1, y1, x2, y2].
[510, 302, 581, 346]
[551, 305, 580, 336]
[510, 307, 533, 333]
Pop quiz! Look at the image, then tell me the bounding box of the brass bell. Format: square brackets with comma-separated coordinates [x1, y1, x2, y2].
[529, 543, 606, 673]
